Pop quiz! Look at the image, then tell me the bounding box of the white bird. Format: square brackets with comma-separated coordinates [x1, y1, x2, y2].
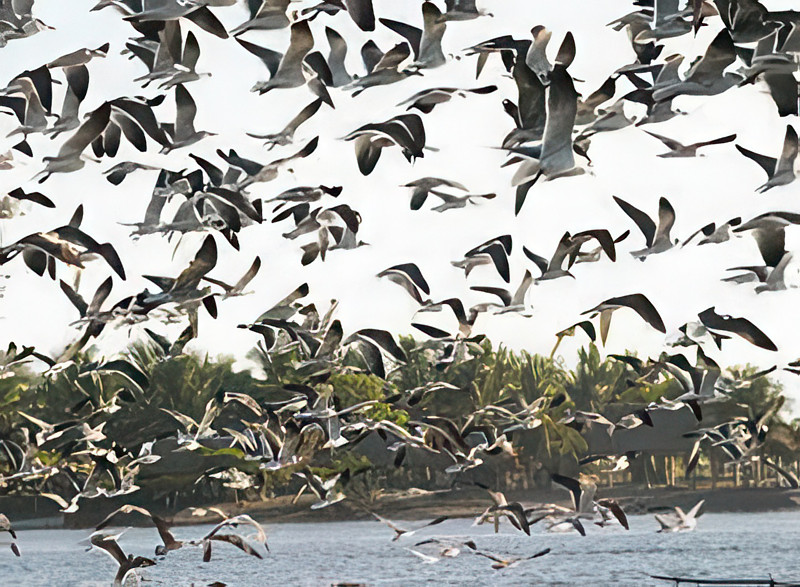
[655, 499, 705, 532]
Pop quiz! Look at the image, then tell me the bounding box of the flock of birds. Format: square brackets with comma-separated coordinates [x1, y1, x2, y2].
[1, 0, 800, 584]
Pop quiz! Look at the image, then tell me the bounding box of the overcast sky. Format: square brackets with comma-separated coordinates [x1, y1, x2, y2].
[2, 0, 800, 412]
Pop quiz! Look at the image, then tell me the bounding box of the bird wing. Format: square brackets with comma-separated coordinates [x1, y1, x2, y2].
[775, 124, 798, 176]
[346, 0, 375, 31]
[601, 293, 666, 333]
[372, 512, 404, 534]
[379, 17, 422, 58]
[405, 548, 439, 563]
[690, 133, 737, 150]
[88, 277, 113, 315]
[182, 31, 201, 71]
[378, 263, 430, 295]
[764, 458, 800, 488]
[210, 533, 264, 558]
[284, 98, 323, 135]
[483, 242, 510, 282]
[571, 229, 617, 263]
[735, 144, 777, 178]
[59, 280, 88, 316]
[697, 307, 777, 351]
[91, 534, 128, 566]
[523, 246, 550, 276]
[470, 286, 512, 306]
[236, 38, 282, 77]
[643, 129, 684, 151]
[174, 84, 198, 137]
[685, 29, 736, 80]
[654, 197, 676, 245]
[55, 102, 111, 158]
[540, 65, 577, 175]
[596, 499, 629, 529]
[494, 503, 530, 535]
[526, 547, 552, 560]
[173, 235, 217, 291]
[551, 473, 581, 511]
[613, 196, 656, 247]
[152, 515, 179, 548]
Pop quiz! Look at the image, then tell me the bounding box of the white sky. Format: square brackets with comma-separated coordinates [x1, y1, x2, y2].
[1, 0, 800, 412]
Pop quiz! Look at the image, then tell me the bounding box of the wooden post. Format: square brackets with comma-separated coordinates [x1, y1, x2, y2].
[670, 456, 676, 487]
[710, 453, 717, 490]
[493, 511, 499, 533]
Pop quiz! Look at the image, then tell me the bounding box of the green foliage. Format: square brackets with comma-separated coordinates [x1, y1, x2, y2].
[567, 343, 626, 410]
[328, 372, 408, 426]
[329, 372, 386, 406]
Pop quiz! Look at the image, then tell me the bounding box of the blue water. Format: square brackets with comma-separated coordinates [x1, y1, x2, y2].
[3, 511, 800, 586]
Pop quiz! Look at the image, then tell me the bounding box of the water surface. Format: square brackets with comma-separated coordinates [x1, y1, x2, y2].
[3, 511, 800, 586]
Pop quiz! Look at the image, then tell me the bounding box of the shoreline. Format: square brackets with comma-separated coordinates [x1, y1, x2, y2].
[6, 485, 800, 530]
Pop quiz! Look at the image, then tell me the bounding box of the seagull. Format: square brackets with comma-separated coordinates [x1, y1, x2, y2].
[473, 488, 531, 534]
[442, 0, 492, 21]
[96, 504, 184, 556]
[218, 136, 318, 187]
[203, 257, 261, 299]
[322, 26, 352, 86]
[0, 514, 19, 556]
[103, 161, 161, 185]
[582, 293, 667, 344]
[523, 233, 578, 282]
[346, 42, 421, 96]
[413, 537, 477, 559]
[655, 499, 704, 532]
[452, 235, 512, 282]
[470, 269, 533, 315]
[197, 514, 269, 559]
[735, 125, 798, 193]
[475, 548, 551, 569]
[231, 0, 291, 35]
[404, 547, 445, 564]
[90, 531, 156, 587]
[5, 187, 54, 209]
[202, 533, 265, 562]
[246, 98, 324, 149]
[754, 252, 795, 293]
[644, 131, 736, 157]
[402, 177, 468, 210]
[652, 30, 742, 101]
[734, 211, 800, 268]
[248, 20, 315, 94]
[377, 263, 430, 304]
[429, 191, 496, 212]
[380, 2, 447, 69]
[371, 513, 449, 541]
[38, 102, 111, 181]
[613, 195, 676, 258]
[59, 276, 114, 339]
[0, 212, 126, 280]
[682, 217, 741, 247]
[398, 85, 497, 114]
[160, 84, 216, 153]
[293, 467, 346, 509]
[697, 307, 777, 351]
[549, 473, 629, 532]
[343, 114, 426, 176]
